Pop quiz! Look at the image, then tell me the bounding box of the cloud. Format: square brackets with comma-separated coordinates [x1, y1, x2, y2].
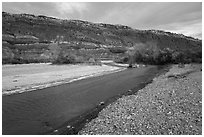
[55, 3, 88, 18]
[159, 20, 202, 39]
[3, 3, 53, 15]
[95, 2, 201, 29]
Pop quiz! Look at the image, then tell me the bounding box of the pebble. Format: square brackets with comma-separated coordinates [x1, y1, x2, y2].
[67, 125, 71, 128]
[79, 64, 202, 135]
[99, 101, 105, 105]
[53, 129, 58, 133]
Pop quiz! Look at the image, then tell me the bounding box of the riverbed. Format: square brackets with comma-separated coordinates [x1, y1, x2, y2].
[2, 65, 167, 135]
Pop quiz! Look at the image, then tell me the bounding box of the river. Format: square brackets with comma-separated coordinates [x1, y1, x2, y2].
[2, 65, 167, 135]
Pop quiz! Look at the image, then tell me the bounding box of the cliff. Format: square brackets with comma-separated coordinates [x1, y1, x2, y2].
[2, 12, 202, 64]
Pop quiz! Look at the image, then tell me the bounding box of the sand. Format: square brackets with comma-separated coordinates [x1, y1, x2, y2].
[2, 63, 123, 95]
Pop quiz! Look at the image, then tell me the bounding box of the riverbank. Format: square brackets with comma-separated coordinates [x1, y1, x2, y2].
[2, 63, 124, 96]
[79, 64, 202, 135]
[3, 65, 162, 135]
[48, 65, 169, 135]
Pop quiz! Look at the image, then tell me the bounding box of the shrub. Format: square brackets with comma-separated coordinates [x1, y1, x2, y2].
[114, 56, 129, 64]
[154, 49, 173, 65]
[130, 47, 201, 65]
[52, 52, 77, 64]
[75, 56, 84, 63]
[172, 52, 185, 64]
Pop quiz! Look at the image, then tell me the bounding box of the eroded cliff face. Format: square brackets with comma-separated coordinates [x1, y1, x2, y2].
[2, 12, 202, 64]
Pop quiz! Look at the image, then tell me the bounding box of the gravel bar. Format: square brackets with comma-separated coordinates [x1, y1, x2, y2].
[79, 64, 202, 135]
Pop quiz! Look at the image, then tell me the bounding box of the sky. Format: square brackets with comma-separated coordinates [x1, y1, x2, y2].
[2, 2, 202, 39]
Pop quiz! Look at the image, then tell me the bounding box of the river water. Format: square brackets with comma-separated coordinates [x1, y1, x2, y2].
[2, 65, 166, 135]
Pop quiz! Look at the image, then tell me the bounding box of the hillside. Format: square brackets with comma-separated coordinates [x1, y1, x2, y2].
[2, 12, 202, 64]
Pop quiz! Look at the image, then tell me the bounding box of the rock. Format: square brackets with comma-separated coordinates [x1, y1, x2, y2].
[2, 34, 15, 43]
[2, 34, 39, 44]
[88, 58, 95, 64]
[67, 125, 71, 128]
[79, 64, 202, 135]
[15, 34, 39, 44]
[127, 115, 132, 119]
[53, 129, 58, 133]
[99, 101, 105, 105]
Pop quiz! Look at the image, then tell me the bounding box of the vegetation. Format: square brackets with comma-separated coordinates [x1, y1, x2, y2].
[52, 52, 83, 64]
[51, 44, 102, 65]
[113, 56, 129, 64]
[128, 48, 202, 65]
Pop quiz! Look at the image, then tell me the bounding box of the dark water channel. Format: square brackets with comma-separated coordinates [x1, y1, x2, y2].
[2, 65, 168, 135]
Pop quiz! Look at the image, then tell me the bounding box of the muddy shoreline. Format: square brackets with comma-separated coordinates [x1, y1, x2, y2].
[47, 65, 170, 135]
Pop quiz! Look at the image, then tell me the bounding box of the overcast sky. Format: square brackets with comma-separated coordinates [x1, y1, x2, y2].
[2, 2, 202, 39]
